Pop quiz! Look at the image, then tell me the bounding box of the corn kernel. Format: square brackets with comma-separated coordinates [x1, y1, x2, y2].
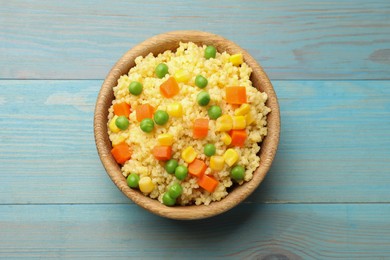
[232, 116, 246, 130]
[220, 132, 232, 145]
[234, 104, 251, 116]
[223, 148, 239, 166]
[139, 177, 155, 193]
[181, 146, 197, 163]
[167, 103, 183, 117]
[246, 111, 256, 126]
[229, 53, 243, 66]
[109, 115, 121, 133]
[215, 115, 232, 131]
[112, 135, 126, 146]
[174, 69, 190, 83]
[157, 133, 174, 146]
[210, 156, 225, 171]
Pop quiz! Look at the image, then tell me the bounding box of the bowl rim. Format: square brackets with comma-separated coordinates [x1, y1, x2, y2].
[94, 30, 280, 220]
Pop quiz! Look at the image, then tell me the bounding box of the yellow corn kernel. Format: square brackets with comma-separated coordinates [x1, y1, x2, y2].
[139, 177, 155, 193]
[234, 103, 251, 116]
[174, 69, 190, 83]
[181, 146, 197, 163]
[246, 111, 256, 126]
[220, 132, 232, 145]
[109, 115, 121, 133]
[112, 135, 126, 146]
[167, 103, 183, 117]
[223, 148, 239, 166]
[229, 53, 243, 66]
[210, 156, 225, 171]
[232, 116, 246, 130]
[215, 115, 232, 132]
[157, 133, 174, 146]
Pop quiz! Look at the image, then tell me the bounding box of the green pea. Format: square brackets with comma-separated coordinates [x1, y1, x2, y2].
[204, 144, 216, 157]
[204, 45, 217, 59]
[175, 165, 188, 180]
[230, 165, 245, 181]
[155, 63, 169, 79]
[168, 183, 183, 199]
[207, 105, 222, 120]
[140, 118, 154, 133]
[162, 192, 176, 206]
[154, 110, 169, 125]
[165, 159, 178, 174]
[115, 116, 129, 130]
[195, 75, 208, 88]
[127, 173, 140, 188]
[128, 81, 143, 96]
[197, 91, 210, 106]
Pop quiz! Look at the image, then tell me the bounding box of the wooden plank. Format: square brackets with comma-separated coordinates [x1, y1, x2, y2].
[0, 80, 129, 204]
[256, 80, 390, 203]
[1, 203, 390, 258]
[0, 80, 389, 204]
[0, 0, 389, 80]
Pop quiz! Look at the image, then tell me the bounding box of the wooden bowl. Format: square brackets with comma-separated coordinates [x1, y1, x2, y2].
[94, 31, 280, 220]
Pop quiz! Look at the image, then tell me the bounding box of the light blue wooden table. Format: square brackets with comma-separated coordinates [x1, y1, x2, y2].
[1, 1, 389, 259]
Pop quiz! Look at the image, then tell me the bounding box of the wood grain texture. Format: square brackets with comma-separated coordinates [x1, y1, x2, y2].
[0, 80, 389, 204]
[1, 204, 390, 258]
[94, 30, 280, 219]
[1, 0, 389, 257]
[0, 0, 389, 80]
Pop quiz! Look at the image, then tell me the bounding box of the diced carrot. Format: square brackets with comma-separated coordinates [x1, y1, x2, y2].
[111, 142, 132, 164]
[225, 86, 247, 105]
[152, 145, 172, 161]
[197, 174, 219, 193]
[136, 103, 155, 122]
[188, 159, 207, 178]
[160, 77, 180, 98]
[113, 102, 131, 117]
[193, 118, 209, 139]
[230, 129, 247, 147]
